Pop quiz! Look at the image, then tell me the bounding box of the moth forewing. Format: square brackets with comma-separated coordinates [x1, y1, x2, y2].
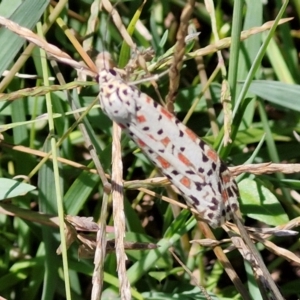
[97, 57, 239, 228]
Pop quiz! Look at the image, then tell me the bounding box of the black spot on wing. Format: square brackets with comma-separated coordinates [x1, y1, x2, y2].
[207, 169, 213, 176]
[218, 182, 222, 195]
[207, 212, 215, 220]
[209, 197, 219, 211]
[190, 195, 200, 206]
[211, 162, 217, 171]
[165, 174, 172, 180]
[198, 140, 205, 151]
[227, 187, 234, 198]
[109, 69, 117, 76]
[231, 203, 239, 211]
[220, 161, 228, 173]
[202, 155, 209, 163]
[231, 183, 239, 195]
[198, 167, 204, 173]
[195, 181, 204, 191]
[186, 170, 195, 175]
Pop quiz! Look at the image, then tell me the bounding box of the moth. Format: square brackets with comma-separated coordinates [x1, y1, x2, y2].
[97, 56, 239, 228]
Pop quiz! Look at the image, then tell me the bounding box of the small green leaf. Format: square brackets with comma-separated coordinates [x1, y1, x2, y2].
[0, 178, 36, 200]
[248, 80, 300, 112]
[238, 178, 289, 226]
[118, 1, 147, 68]
[158, 30, 169, 48]
[149, 267, 183, 282]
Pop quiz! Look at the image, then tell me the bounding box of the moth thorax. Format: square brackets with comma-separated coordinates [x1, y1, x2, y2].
[96, 51, 115, 71]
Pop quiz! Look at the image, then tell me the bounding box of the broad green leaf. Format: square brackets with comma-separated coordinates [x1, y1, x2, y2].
[0, 178, 36, 200]
[0, 0, 50, 78]
[248, 80, 300, 112]
[239, 178, 289, 226]
[0, 0, 23, 17]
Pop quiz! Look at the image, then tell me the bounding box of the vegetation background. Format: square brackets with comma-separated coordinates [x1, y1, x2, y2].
[0, 0, 300, 299]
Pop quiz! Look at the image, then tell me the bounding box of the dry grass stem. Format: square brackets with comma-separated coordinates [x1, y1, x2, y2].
[225, 221, 300, 269]
[191, 18, 293, 57]
[0, 82, 95, 101]
[196, 221, 252, 299]
[112, 123, 131, 299]
[91, 192, 109, 300]
[205, 0, 232, 144]
[169, 249, 212, 300]
[0, 16, 97, 77]
[101, 0, 136, 50]
[47, 59, 111, 193]
[50, 1, 87, 23]
[2, 139, 300, 187]
[1, 15, 289, 84]
[229, 162, 300, 176]
[166, 0, 195, 112]
[229, 234, 272, 300]
[2, 200, 297, 268]
[193, 41, 219, 137]
[221, 79, 233, 145]
[76, 0, 101, 90]
[255, 234, 300, 264]
[151, 18, 292, 70]
[0, 2, 297, 299]
[64, 215, 157, 258]
[230, 216, 284, 300]
[0, 204, 157, 256]
[1, 70, 55, 80]
[0, 16, 291, 83]
[82, 0, 100, 52]
[0, 1, 68, 92]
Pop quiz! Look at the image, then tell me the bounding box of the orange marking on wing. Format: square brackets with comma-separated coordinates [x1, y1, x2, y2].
[146, 96, 152, 103]
[222, 174, 231, 184]
[137, 114, 147, 123]
[178, 153, 192, 166]
[160, 107, 173, 120]
[137, 139, 146, 147]
[207, 149, 218, 162]
[185, 128, 197, 142]
[161, 137, 170, 146]
[156, 156, 170, 168]
[180, 176, 191, 188]
[222, 190, 229, 202]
